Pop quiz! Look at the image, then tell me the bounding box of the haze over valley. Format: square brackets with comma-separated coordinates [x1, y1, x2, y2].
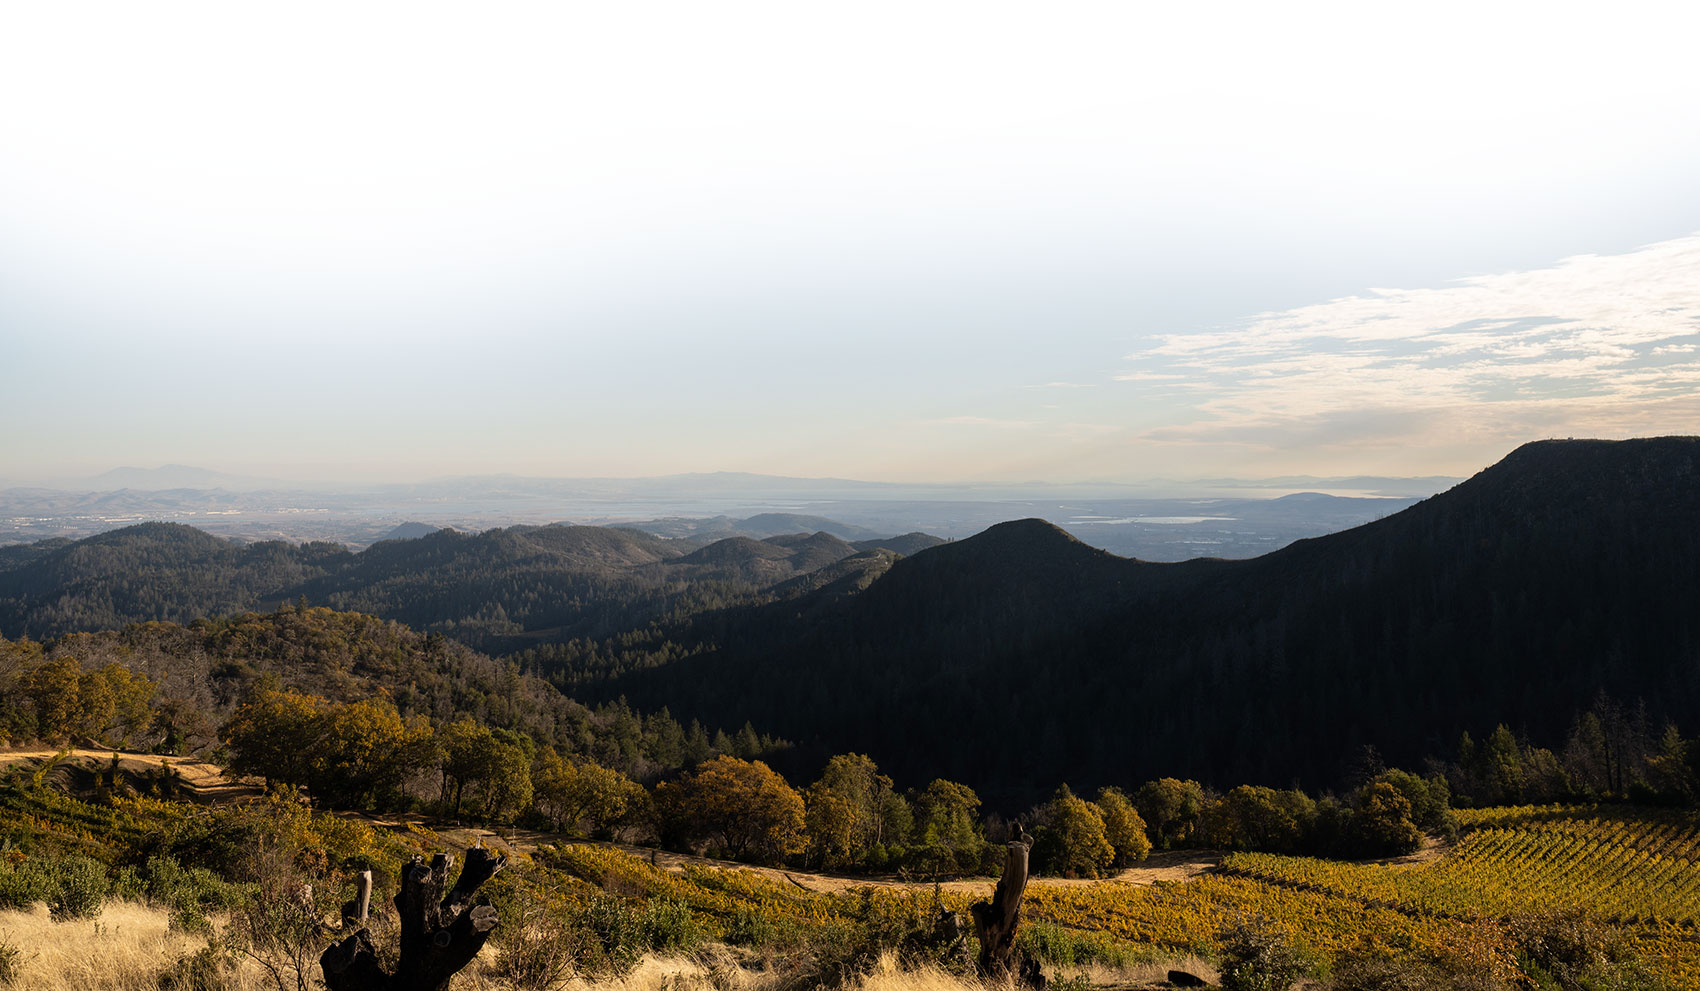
[0, 463, 1453, 560]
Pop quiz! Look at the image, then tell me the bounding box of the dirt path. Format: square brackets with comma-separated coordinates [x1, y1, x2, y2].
[0, 748, 262, 801]
[1351, 833, 1449, 868]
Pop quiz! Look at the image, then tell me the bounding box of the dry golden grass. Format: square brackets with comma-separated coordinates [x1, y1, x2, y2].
[456, 945, 771, 991]
[2, 900, 194, 991]
[0, 899, 1212, 991]
[850, 950, 1219, 991]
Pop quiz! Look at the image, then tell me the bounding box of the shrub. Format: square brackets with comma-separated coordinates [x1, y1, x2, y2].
[1325, 950, 1496, 991]
[724, 905, 802, 951]
[47, 855, 109, 921]
[156, 943, 232, 991]
[1218, 913, 1314, 991]
[642, 895, 704, 954]
[169, 905, 214, 936]
[144, 854, 248, 913]
[573, 894, 646, 976]
[1505, 909, 1668, 991]
[1020, 921, 1138, 967]
[490, 899, 578, 991]
[0, 858, 54, 910]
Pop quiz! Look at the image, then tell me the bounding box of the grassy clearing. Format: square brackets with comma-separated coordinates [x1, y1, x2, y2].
[0, 900, 268, 991]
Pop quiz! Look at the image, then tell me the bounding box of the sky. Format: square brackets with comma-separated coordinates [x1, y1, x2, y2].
[4, 1, 1699, 486]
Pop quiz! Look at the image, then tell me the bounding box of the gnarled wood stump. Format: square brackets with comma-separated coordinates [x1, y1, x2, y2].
[969, 836, 1042, 987]
[321, 847, 506, 991]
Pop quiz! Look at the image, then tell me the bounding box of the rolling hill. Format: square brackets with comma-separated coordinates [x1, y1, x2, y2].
[0, 519, 937, 652]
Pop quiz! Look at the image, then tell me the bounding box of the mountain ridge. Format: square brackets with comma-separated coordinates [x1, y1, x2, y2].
[565, 437, 1700, 807]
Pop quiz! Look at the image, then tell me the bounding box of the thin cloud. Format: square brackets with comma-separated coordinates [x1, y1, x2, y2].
[1025, 381, 1098, 389]
[1118, 234, 1700, 449]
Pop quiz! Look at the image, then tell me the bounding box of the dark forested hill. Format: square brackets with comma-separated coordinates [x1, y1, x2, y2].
[558, 438, 1700, 808]
[0, 519, 939, 653]
[0, 523, 352, 634]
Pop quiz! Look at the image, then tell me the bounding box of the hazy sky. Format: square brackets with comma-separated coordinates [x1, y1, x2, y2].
[4, 2, 1699, 485]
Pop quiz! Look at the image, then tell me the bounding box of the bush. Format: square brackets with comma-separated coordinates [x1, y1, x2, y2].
[724, 905, 802, 951]
[490, 899, 579, 991]
[47, 855, 109, 921]
[143, 855, 248, 913]
[0, 854, 113, 920]
[1218, 914, 1314, 991]
[642, 895, 704, 954]
[1505, 909, 1668, 991]
[1324, 950, 1490, 991]
[1020, 921, 1138, 967]
[156, 943, 232, 991]
[169, 905, 214, 936]
[0, 858, 54, 910]
[573, 894, 646, 976]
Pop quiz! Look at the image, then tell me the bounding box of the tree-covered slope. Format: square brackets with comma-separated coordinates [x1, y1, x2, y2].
[0, 520, 932, 652]
[0, 522, 351, 634]
[563, 438, 1700, 807]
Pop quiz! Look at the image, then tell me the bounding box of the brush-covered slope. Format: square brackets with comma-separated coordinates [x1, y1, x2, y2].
[573, 438, 1700, 806]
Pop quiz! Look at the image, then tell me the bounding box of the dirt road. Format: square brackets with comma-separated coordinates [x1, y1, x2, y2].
[0, 748, 261, 801]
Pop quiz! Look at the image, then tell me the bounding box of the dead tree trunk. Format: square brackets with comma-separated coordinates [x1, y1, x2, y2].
[341, 870, 373, 928]
[969, 836, 1042, 987]
[321, 847, 506, 991]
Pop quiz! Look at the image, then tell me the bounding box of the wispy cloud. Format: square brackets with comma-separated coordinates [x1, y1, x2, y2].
[1025, 381, 1098, 389]
[1119, 234, 1700, 450]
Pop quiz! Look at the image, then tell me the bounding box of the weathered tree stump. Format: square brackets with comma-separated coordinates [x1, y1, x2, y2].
[321, 847, 506, 991]
[969, 835, 1043, 987]
[341, 869, 373, 928]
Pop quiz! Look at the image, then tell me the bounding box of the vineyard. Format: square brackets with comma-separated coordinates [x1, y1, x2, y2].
[1206, 804, 1700, 984]
[1221, 805, 1700, 922]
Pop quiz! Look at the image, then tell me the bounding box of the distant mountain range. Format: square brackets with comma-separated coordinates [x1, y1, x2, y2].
[0, 474, 1431, 561]
[82, 464, 285, 491]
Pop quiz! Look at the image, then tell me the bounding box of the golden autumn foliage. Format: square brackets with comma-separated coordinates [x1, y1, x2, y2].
[533, 746, 645, 834]
[222, 685, 433, 806]
[656, 756, 805, 865]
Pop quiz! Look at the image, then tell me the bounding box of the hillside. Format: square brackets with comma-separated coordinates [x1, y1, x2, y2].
[558, 438, 1700, 806]
[0, 520, 942, 652]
